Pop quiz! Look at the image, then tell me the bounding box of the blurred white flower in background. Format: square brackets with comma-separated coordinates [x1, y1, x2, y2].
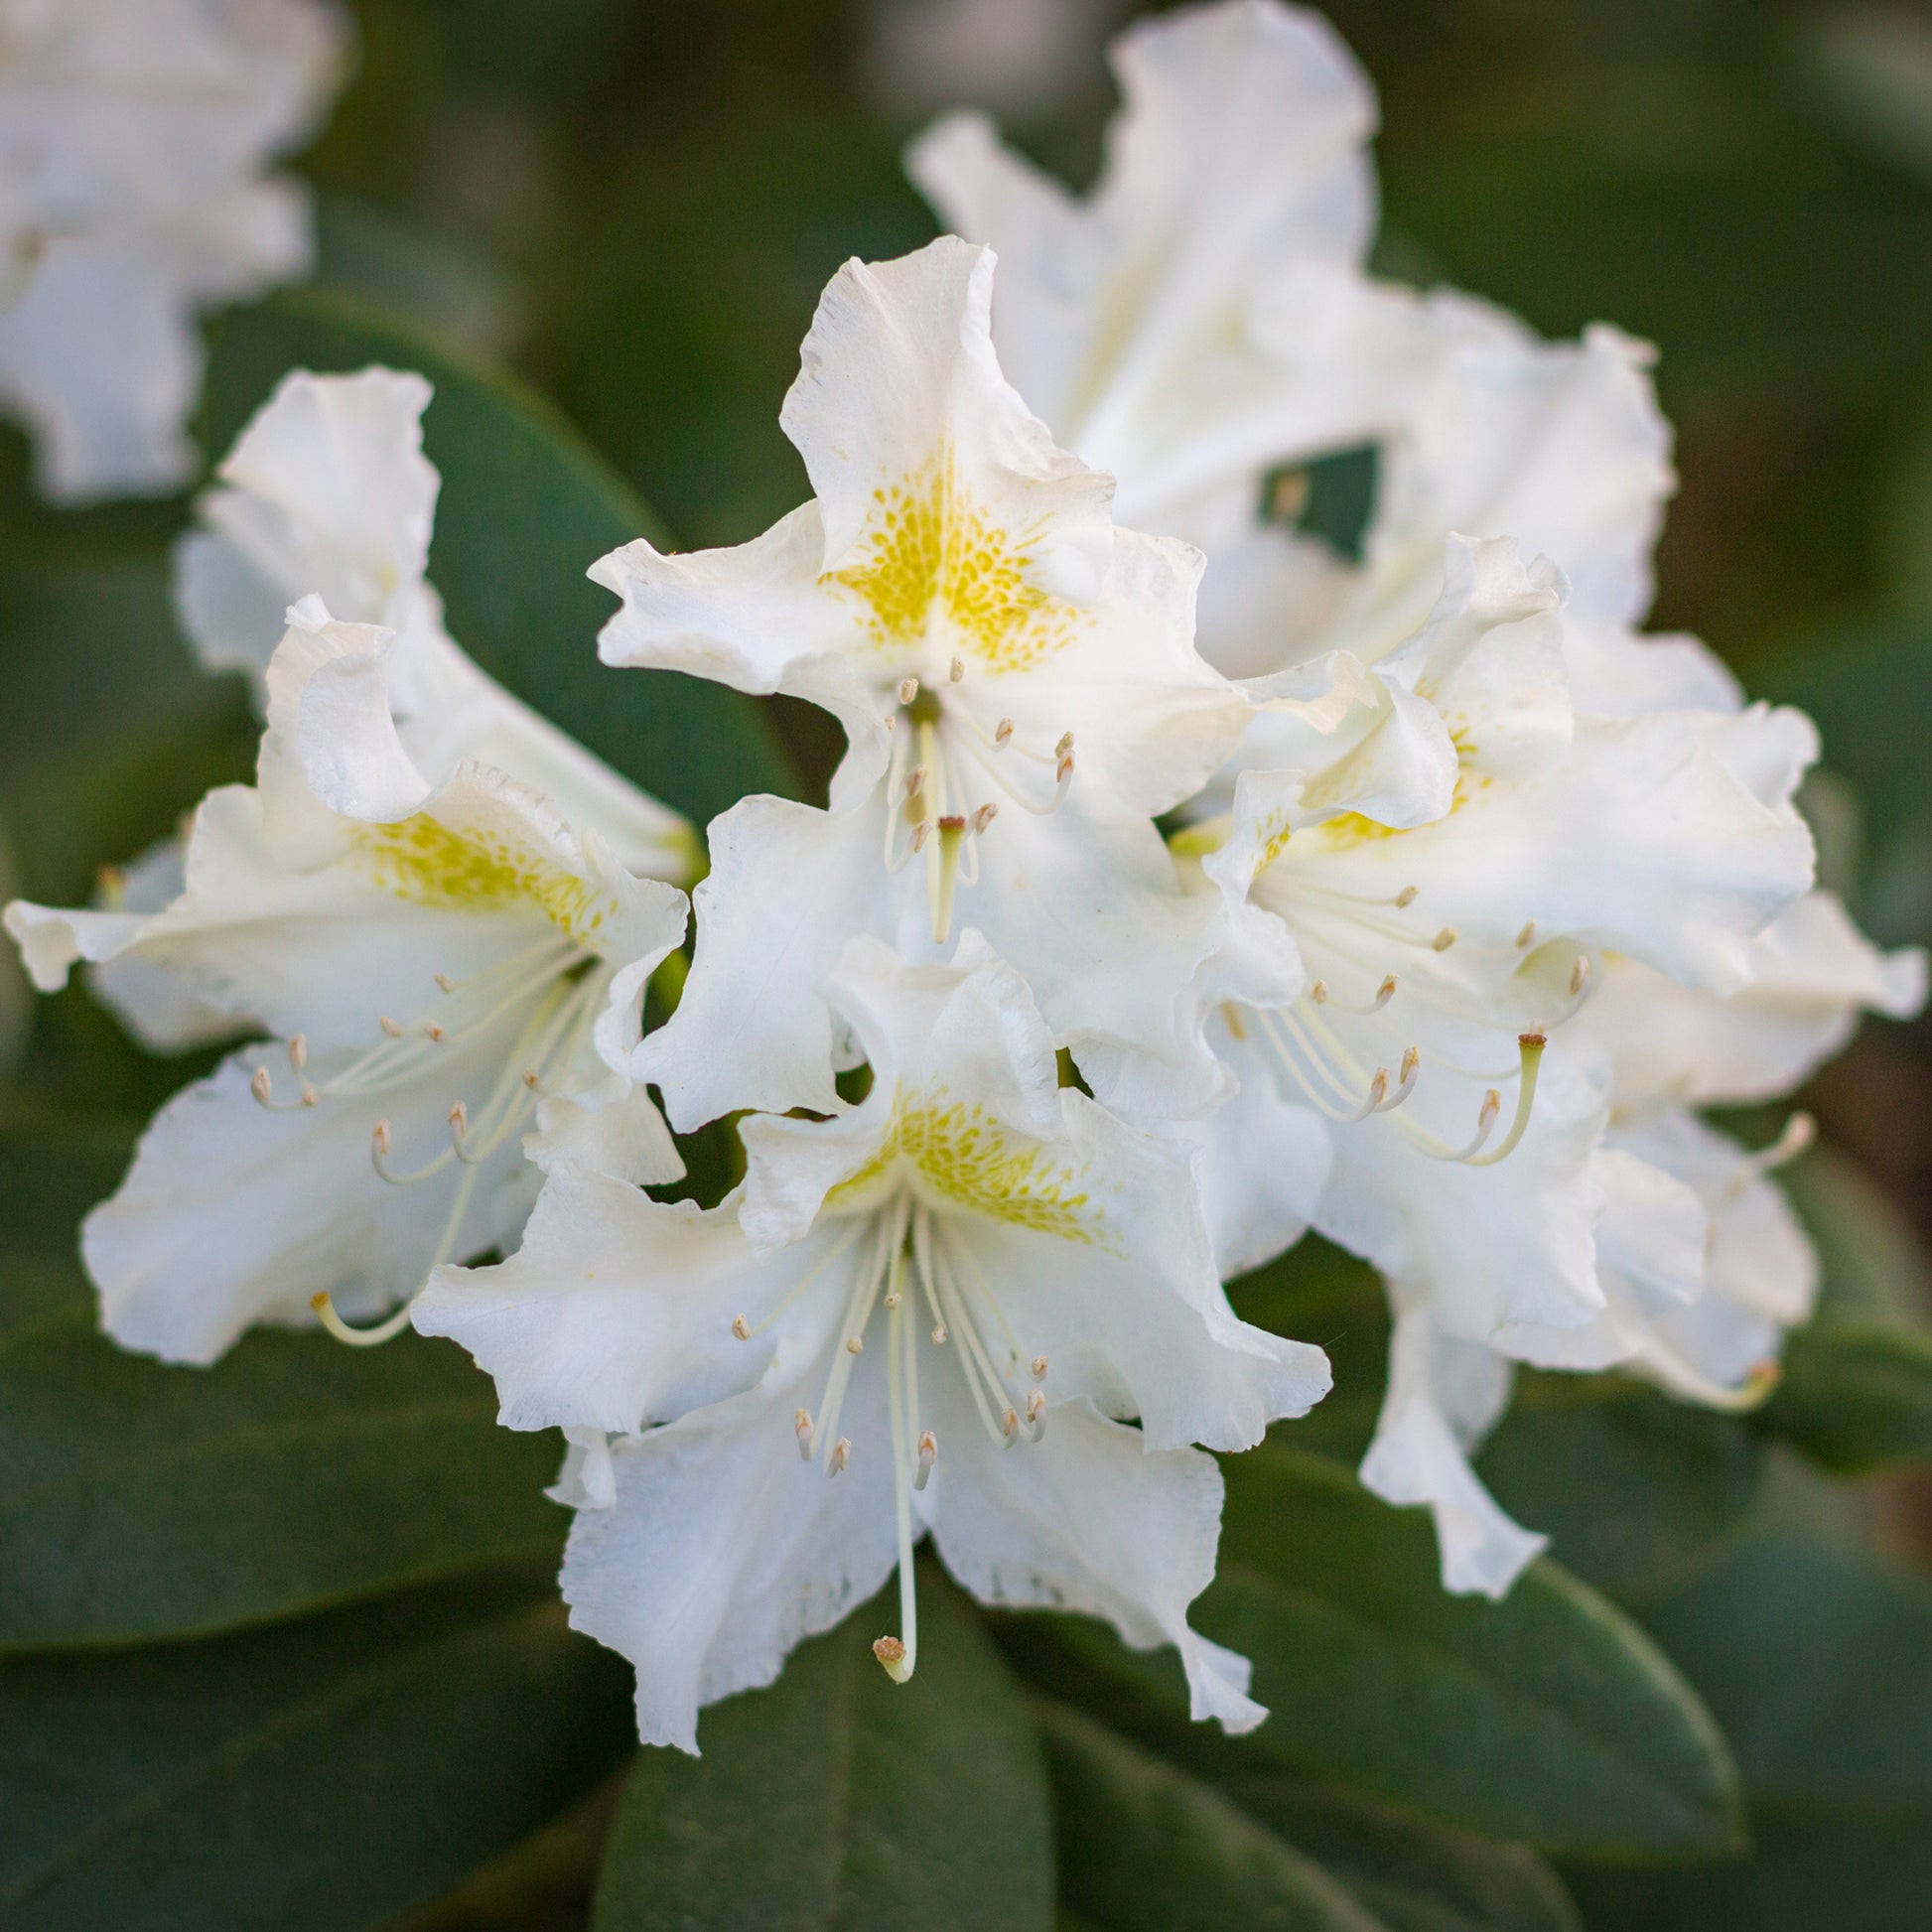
[864, 0, 1130, 123]
[0, 0, 348, 501]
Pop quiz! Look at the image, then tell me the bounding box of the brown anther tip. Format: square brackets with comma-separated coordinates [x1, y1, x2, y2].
[1310, 980, 1329, 1004]
[435, 973, 456, 993]
[910, 819, 932, 852]
[372, 1119, 392, 1153]
[425, 1023, 447, 1042]
[1055, 731, 1074, 758]
[873, 1635, 906, 1666]
[522, 1070, 541, 1089]
[1516, 921, 1537, 949]
[731, 1313, 751, 1340]
[1055, 755, 1074, 784]
[1002, 1407, 1020, 1438]
[310, 1292, 330, 1312]
[972, 802, 998, 833]
[1519, 1032, 1547, 1049]
[995, 717, 1014, 745]
[448, 1102, 468, 1130]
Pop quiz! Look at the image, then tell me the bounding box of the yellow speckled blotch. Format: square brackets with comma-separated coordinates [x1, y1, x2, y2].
[357, 815, 610, 940]
[828, 445, 1084, 672]
[828, 1090, 1104, 1244]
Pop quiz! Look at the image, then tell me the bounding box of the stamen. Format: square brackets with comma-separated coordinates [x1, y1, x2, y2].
[915, 1430, 937, 1490]
[288, 1035, 308, 1072]
[1055, 732, 1073, 759]
[1026, 1387, 1046, 1441]
[425, 1023, 447, 1043]
[949, 656, 964, 682]
[796, 1409, 814, 1458]
[931, 1323, 948, 1343]
[379, 1016, 403, 1037]
[447, 1100, 469, 1147]
[1002, 1406, 1021, 1441]
[903, 768, 928, 818]
[910, 819, 932, 853]
[847, 1335, 865, 1355]
[1032, 1355, 1048, 1381]
[1462, 1035, 1546, 1167]
[972, 801, 998, 835]
[1516, 920, 1537, 950]
[1724, 1112, 1816, 1198]
[731, 1314, 751, 1340]
[1310, 980, 1328, 1004]
[251, 1067, 272, 1104]
[930, 816, 967, 944]
[995, 717, 1013, 747]
[898, 676, 919, 705]
[435, 972, 457, 993]
[311, 1291, 414, 1348]
[1055, 752, 1074, 793]
[1431, 928, 1457, 952]
[884, 1292, 901, 1311]
[874, 1635, 910, 1680]
[1570, 955, 1590, 999]
[829, 1437, 851, 1475]
[1396, 886, 1420, 908]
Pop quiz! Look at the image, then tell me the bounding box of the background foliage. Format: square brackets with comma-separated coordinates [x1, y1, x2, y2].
[4, 0, 1932, 1925]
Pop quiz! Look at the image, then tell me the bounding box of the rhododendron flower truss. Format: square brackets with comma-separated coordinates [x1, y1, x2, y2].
[175, 365, 698, 886]
[593, 235, 1265, 1130]
[4, 603, 688, 1363]
[414, 935, 1331, 1751]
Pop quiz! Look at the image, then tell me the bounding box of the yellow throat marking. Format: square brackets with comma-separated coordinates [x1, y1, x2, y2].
[357, 814, 609, 941]
[828, 1092, 1105, 1244]
[828, 445, 1083, 672]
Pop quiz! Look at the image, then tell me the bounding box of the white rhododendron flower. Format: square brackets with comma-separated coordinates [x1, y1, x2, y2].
[595, 235, 1276, 1131]
[0, 0, 347, 501]
[415, 935, 1330, 1750]
[5, 601, 688, 1362]
[174, 365, 699, 885]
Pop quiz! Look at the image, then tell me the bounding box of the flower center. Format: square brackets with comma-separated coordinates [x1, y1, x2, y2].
[880, 670, 1074, 944]
[730, 1192, 1050, 1687]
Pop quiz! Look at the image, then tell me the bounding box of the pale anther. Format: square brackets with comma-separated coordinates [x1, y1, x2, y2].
[447, 1100, 468, 1139]
[910, 819, 932, 853]
[435, 972, 456, 993]
[372, 1118, 392, 1156]
[1001, 1406, 1020, 1441]
[731, 1313, 751, 1340]
[883, 1292, 901, 1311]
[994, 717, 1014, 747]
[1516, 920, 1537, 949]
[250, 1066, 273, 1104]
[1054, 731, 1074, 759]
[1431, 928, 1457, 952]
[972, 802, 998, 835]
[931, 1323, 948, 1344]
[949, 655, 964, 682]
[425, 1022, 447, 1042]
[1310, 980, 1329, 1005]
[1400, 1045, 1421, 1083]
[522, 1070, 541, 1090]
[795, 1408, 813, 1459]
[288, 1034, 308, 1071]
[898, 676, 919, 705]
[1395, 885, 1420, 908]
[1570, 955, 1590, 998]
[914, 1429, 938, 1491]
[1027, 1387, 1046, 1430]
[379, 1015, 403, 1037]
[1032, 1354, 1048, 1381]
[847, 1334, 865, 1355]
[830, 1436, 851, 1475]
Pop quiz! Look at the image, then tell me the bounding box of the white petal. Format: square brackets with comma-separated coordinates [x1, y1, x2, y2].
[414, 1167, 851, 1436]
[1359, 1307, 1546, 1599]
[929, 1386, 1266, 1733]
[561, 1376, 899, 1753]
[779, 237, 1115, 606]
[83, 1040, 538, 1366]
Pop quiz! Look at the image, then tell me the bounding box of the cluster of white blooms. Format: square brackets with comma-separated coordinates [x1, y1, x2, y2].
[7, 1, 1923, 1750]
[0, 0, 346, 501]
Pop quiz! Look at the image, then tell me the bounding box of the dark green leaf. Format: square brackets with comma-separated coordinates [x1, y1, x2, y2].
[1030, 1448, 1741, 1858]
[592, 1564, 1051, 1932]
[1477, 1374, 1762, 1598]
[1565, 1533, 1932, 1931]
[1782, 1146, 1932, 1329]
[1762, 1318, 1932, 1472]
[0, 1214, 565, 1647]
[203, 289, 795, 825]
[0, 1569, 632, 1932]
[1037, 1700, 1389, 1932]
[1214, 1773, 1582, 1932]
